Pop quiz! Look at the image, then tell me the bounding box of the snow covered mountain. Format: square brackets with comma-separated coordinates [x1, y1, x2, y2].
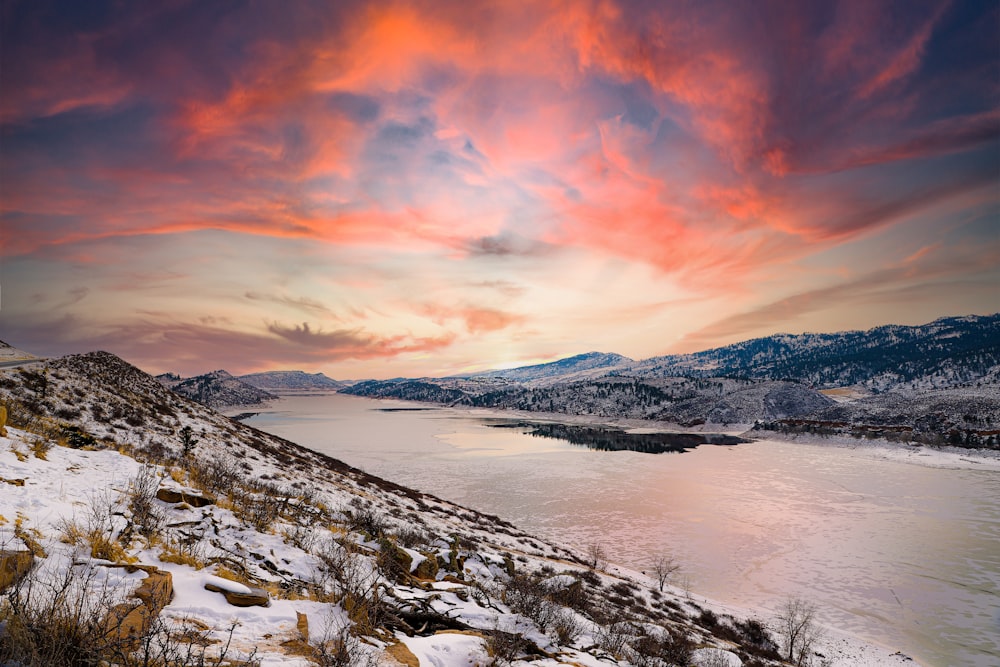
[343, 315, 999, 441]
[238, 370, 345, 392]
[157, 369, 277, 407]
[631, 314, 1000, 391]
[466, 352, 633, 384]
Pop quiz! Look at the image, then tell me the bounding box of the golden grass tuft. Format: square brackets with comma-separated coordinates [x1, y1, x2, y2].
[57, 518, 86, 546]
[14, 514, 47, 558]
[88, 530, 136, 564]
[158, 540, 206, 569]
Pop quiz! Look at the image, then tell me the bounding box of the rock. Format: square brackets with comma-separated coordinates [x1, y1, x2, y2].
[0, 550, 34, 592]
[134, 567, 173, 609]
[379, 538, 413, 581]
[102, 566, 173, 650]
[414, 551, 439, 580]
[204, 578, 271, 607]
[386, 641, 420, 667]
[156, 487, 215, 507]
[296, 611, 309, 642]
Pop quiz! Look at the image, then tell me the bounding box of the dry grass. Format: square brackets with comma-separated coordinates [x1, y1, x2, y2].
[29, 437, 52, 460]
[13, 514, 46, 558]
[88, 530, 135, 563]
[57, 517, 86, 546]
[159, 538, 207, 569]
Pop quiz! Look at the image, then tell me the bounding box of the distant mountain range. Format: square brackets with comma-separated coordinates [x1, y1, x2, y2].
[628, 314, 1000, 391]
[147, 314, 999, 444]
[342, 314, 1000, 445]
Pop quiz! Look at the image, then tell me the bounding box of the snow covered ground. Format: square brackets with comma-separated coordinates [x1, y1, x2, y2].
[1, 423, 921, 667]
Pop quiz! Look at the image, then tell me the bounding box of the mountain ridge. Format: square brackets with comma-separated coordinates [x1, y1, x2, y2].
[156, 369, 277, 407]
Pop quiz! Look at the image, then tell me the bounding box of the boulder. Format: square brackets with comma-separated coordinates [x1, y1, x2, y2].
[156, 487, 215, 507]
[414, 551, 439, 580]
[103, 566, 173, 650]
[204, 575, 271, 607]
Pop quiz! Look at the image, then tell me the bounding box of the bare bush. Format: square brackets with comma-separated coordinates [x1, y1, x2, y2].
[596, 619, 633, 658]
[311, 612, 377, 667]
[0, 560, 258, 667]
[585, 542, 607, 571]
[231, 483, 285, 533]
[550, 609, 584, 645]
[627, 628, 693, 667]
[311, 538, 383, 633]
[189, 454, 242, 496]
[485, 623, 528, 667]
[345, 500, 387, 539]
[501, 573, 560, 632]
[127, 464, 164, 540]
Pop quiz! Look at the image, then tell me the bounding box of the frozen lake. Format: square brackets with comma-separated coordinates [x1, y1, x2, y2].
[239, 393, 1000, 667]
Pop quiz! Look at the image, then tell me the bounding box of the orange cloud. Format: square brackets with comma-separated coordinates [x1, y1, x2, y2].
[418, 303, 525, 334]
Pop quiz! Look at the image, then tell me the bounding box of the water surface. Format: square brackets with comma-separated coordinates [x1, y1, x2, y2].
[242, 393, 999, 667]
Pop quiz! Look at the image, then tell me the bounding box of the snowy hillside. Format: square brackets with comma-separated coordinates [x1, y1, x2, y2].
[157, 369, 277, 407]
[632, 314, 1000, 391]
[0, 340, 37, 364]
[466, 352, 633, 384]
[0, 351, 914, 667]
[238, 370, 345, 392]
[344, 377, 834, 426]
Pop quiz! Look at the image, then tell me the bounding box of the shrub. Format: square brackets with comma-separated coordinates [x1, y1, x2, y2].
[596, 619, 633, 658]
[310, 538, 382, 632]
[0, 562, 259, 667]
[127, 465, 164, 540]
[585, 542, 607, 570]
[345, 501, 387, 539]
[485, 625, 528, 667]
[310, 612, 377, 667]
[551, 609, 584, 645]
[735, 617, 780, 658]
[501, 573, 559, 632]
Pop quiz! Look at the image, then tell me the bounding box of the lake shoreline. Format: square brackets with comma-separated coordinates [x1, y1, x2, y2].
[239, 391, 1000, 471]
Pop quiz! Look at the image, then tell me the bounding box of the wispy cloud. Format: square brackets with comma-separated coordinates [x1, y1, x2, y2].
[2, 1, 996, 375]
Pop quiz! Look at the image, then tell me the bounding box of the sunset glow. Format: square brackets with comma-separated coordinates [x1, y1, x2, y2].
[2, 0, 998, 378]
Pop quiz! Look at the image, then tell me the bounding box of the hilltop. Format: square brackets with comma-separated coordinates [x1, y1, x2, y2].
[239, 370, 345, 392]
[157, 369, 277, 408]
[0, 350, 913, 666]
[343, 315, 1000, 446]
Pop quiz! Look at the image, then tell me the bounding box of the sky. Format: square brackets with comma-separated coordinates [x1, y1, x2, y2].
[1, 0, 998, 379]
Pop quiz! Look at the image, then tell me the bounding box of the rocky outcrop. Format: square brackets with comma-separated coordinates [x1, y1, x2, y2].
[156, 487, 215, 507]
[102, 565, 173, 649]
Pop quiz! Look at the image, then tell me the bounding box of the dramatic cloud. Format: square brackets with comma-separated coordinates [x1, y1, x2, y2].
[2, 0, 997, 375]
